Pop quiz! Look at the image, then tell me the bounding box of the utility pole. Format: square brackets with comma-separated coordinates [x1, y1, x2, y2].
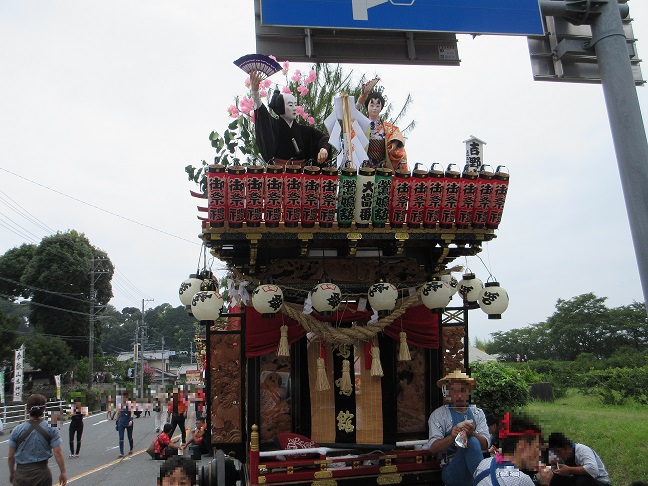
[88, 257, 108, 390]
[161, 335, 165, 388]
[140, 298, 154, 397]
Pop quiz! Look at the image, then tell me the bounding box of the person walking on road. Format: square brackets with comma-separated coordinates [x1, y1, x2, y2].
[168, 388, 188, 445]
[7, 393, 67, 486]
[115, 392, 134, 458]
[68, 400, 87, 458]
[154, 393, 168, 433]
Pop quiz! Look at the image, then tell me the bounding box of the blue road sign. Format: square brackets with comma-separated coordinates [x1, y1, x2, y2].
[260, 0, 544, 36]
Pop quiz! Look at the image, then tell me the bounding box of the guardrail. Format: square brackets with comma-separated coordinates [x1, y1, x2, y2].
[1, 400, 66, 433]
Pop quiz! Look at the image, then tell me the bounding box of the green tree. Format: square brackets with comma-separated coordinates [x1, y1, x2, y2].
[609, 301, 648, 351]
[0, 309, 21, 365]
[16, 231, 115, 358]
[21, 334, 74, 377]
[470, 362, 530, 417]
[0, 243, 36, 298]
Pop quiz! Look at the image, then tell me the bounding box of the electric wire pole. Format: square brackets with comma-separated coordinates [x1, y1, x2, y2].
[88, 257, 108, 390]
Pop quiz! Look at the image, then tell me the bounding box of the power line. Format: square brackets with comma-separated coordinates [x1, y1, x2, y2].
[0, 189, 56, 234]
[0, 167, 200, 245]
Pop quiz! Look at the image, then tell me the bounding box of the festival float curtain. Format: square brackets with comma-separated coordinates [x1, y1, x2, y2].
[245, 304, 439, 358]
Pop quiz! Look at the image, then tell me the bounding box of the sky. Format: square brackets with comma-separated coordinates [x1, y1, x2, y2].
[1, 1, 647, 346]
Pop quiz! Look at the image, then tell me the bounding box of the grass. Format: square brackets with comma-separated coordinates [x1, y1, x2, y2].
[525, 389, 648, 486]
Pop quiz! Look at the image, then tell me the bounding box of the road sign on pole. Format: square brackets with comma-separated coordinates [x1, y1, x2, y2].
[260, 0, 544, 35]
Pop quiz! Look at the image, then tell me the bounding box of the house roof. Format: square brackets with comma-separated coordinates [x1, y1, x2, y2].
[469, 346, 497, 363]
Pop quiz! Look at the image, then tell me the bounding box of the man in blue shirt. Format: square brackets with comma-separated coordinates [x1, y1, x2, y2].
[8, 393, 67, 485]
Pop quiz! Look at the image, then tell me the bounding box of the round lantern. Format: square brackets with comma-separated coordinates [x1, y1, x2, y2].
[191, 290, 224, 321]
[421, 277, 452, 311]
[367, 280, 398, 317]
[311, 280, 341, 317]
[440, 274, 459, 297]
[478, 282, 509, 319]
[251, 283, 284, 318]
[179, 274, 203, 307]
[457, 273, 483, 304]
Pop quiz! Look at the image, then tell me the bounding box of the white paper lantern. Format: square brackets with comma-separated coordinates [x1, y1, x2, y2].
[311, 281, 341, 316]
[179, 274, 202, 307]
[440, 274, 459, 296]
[421, 278, 452, 311]
[251, 284, 284, 317]
[478, 282, 509, 319]
[367, 281, 398, 316]
[458, 273, 483, 304]
[191, 290, 224, 321]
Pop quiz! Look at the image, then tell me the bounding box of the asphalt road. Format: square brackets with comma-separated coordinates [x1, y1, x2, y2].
[1, 412, 204, 485]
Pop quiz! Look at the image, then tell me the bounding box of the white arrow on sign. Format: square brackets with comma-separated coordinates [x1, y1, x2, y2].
[352, 0, 416, 21]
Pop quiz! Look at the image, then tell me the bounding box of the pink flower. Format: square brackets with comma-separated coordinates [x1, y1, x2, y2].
[307, 116, 315, 125]
[227, 105, 240, 118]
[281, 86, 292, 94]
[296, 106, 305, 116]
[261, 78, 272, 89]
[281, 60, 290, 75]
[259, 89, 268, 98]
[239, 96, 254, 115]
[297, 85, 309, 96]
[249, 111, 255, 124]
[306, 70, 316, 84]
[291, 70, 302, 82]
[301, 112, 310, 120]
[244, 77, 251, 88]
[269, 55, 277, 61]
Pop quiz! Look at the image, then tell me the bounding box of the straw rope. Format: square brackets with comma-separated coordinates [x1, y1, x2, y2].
[279, 292, 421, 345]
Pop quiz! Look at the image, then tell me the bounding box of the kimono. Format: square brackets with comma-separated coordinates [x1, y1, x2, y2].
[254, 104, 331, 166]
[365, 119, 407, 171]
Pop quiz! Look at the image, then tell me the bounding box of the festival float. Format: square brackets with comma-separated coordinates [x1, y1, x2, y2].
[181, 55, 510, 485]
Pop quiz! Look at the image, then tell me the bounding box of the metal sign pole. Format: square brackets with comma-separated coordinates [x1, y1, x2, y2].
[589, 0, 648, 312]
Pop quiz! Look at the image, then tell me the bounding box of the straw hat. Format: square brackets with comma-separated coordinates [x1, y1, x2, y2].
[437, 369, 476, 390]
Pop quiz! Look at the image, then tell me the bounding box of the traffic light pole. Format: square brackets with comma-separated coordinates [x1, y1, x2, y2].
[540, 0, 648, 313]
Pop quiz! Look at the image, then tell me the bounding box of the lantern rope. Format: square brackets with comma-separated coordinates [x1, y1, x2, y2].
[279, 292, 421, 345]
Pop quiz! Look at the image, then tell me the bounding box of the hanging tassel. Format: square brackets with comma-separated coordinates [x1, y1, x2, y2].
[398, 331, 412, 361]
[340, 359, 353, 393]
[277, 324, 290, 357]
[370, 344, 384, 377]
[315, 357, 330, 391]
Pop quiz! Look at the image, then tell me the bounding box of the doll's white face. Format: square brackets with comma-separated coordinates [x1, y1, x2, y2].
[281, 94, 297, 122]
[367, 97, 383, 121]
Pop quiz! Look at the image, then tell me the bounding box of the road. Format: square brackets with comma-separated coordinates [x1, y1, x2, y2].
[0, 412, 201, 485]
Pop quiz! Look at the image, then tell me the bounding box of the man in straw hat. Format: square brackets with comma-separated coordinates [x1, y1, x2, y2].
[426, 369, 489, 486]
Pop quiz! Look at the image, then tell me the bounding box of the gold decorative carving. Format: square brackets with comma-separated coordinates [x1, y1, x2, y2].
[298, 233, 314, 240]
[314, 471, 333, 479]
[394, 232, 410, 240]
[377, 474, 403, 485]
[380, 465, 398, 473]
[245, 233, 264, 240]
[346, 232, 362, 240]
[312, 481, 337, 486]
[258, 476, 266, 484]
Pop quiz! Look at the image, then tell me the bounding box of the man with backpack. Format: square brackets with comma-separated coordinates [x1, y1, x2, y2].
[7, 394, 67, 486]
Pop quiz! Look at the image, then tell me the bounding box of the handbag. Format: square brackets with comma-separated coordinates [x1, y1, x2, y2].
[153, 405, 161, 413]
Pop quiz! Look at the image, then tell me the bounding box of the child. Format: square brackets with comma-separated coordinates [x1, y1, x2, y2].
[157, 455, 197, 485]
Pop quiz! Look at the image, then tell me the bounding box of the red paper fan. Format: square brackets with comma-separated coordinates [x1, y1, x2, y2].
[233, 54, 282, 77]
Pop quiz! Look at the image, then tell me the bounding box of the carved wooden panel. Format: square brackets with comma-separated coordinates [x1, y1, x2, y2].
[441, 326, 466, 374]
[396, 346, 426, 434]
[210, 333, 242, 444]
[259, 354, 292, 441]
